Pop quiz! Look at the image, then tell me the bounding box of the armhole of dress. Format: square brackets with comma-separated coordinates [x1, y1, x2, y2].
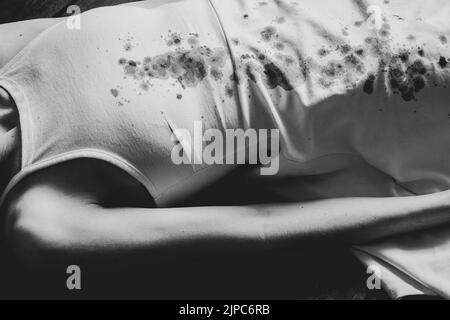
[0, 148, 162, 211]
[0, 78, 162, 209]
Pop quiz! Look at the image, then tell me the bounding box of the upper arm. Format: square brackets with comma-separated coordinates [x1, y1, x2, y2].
[2, 170, 103, 267]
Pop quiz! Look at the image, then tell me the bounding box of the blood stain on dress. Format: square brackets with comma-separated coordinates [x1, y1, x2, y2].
[110, 89, 119, 97]
[261, 26, 277, 42]
[438, 56, 448, 68]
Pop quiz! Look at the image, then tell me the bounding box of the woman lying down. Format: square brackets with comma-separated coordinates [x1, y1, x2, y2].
[1, 0, 450, 298]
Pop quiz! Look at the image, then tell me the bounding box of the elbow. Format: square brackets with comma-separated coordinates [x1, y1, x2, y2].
[6, 198, 73, 270]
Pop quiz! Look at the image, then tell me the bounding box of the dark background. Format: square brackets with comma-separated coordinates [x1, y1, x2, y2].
[0, 0, 390, 300]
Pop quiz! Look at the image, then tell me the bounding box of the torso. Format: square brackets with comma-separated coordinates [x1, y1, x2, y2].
[212, 0, 450, 198]
[2, 0, 450, 209]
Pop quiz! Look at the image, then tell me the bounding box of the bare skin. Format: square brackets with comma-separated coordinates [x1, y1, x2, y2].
[1, 1, 450, 274]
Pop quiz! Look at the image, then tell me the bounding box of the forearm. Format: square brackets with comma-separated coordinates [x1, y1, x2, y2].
[52, 191, 450, 270]
[256, 191, 450, 244]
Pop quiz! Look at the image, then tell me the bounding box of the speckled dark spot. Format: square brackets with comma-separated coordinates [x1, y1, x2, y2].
[409, 59, 427, 75]
[263, 62, 294, 91]
[387, 56, 430, 102]
[339, 44, 352, 55]
[355, 48, 365, 57]
[407, 35, 416, 42]
[231, 38, 240, 46]
[225, 85, 234, 97]
[187, 36, 199, 47]
[274, 42, 285, 50]
[439, 35, 448, 45]
[261, 26, 277, 42]
[322, 61, 345, 78]
[177, 94, 183, 100]
[140, 83, 150, 91]
[119, 42, 228, 90]
[413, 76, 425, 92]
[245, 65, 257, 83]
[380, 30, 390, 38]
[118, 58, 127, 65]
[343, 55, 365, 76]
[166, 32, 182, 47]
[438, 56, 448, 69]
[363, 74, 376, 94]
[110, 89, 119, 97]
[124, 43, 132, 51]
[318, 48, 331, 57]
[418, 48, 425, 57]
[210, 69, 223, 81]
[398, 50, 410, 63]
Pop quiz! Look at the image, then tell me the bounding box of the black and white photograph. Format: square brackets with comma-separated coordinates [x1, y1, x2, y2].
[0, 0, 449, 303]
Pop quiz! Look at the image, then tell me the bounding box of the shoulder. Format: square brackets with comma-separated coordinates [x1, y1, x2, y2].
[1, 161, 106, 267]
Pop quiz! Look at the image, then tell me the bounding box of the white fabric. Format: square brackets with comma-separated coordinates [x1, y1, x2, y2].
[0, 0, 241, 207]
[211, 0, 450, 298]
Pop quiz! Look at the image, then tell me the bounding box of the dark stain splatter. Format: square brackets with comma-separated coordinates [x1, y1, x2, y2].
[245, 64, 258, 83]
[354, 47, 365, 57]
[110, 89, 119, 98]
[264, 62, 294, 91]
[124, 43, 132, 51]
[187, 36, 200, 47]
[318, 48, 331, 57]
[363, 74, 376, 94]
[177, 94, 183, 100]
[166, 32, 182, 47]
[140, 83, 150, 91]
[438, 56, 448, 69]
[407, 35, 416, 42]
[344, 54, 365, 74]
[339, 44, 352, 55]
[342, 28, 349, 37]
[119, 41, 228, 90]
[274, 42, 285, 50]
[417, 48, 425, 57]
[413, 76, 425, 92]
[261, 26, 277, 42]
[398, 50, 410, 63]
[225, 85, 234, 97]
[408, 59, 427, 75]
[322, 61, 345, 78]
[388, 57, 429, 101]
[210, 69, 224, 81]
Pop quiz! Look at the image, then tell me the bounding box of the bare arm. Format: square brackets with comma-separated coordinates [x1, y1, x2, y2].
[6, 179, 450, 271]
